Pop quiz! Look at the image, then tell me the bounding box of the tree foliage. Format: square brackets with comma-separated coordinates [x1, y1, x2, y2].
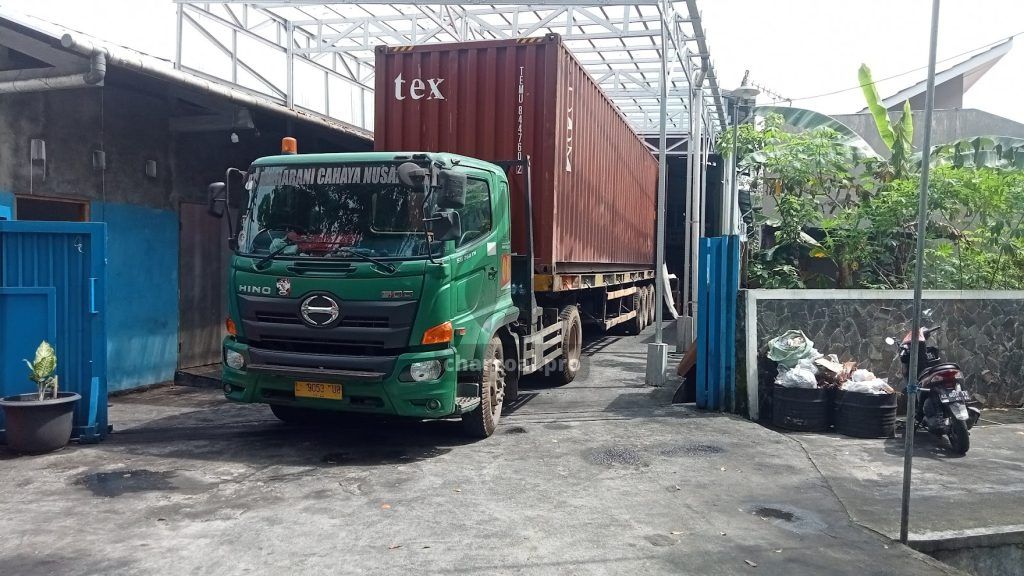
[723, 113, 1024, 290]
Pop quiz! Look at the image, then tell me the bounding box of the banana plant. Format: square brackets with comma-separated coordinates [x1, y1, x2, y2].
[859, 64, 914, 178]
[23, 341, 58, 401]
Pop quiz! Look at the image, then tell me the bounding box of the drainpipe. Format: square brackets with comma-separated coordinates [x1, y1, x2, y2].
[0, 48, 106, 94]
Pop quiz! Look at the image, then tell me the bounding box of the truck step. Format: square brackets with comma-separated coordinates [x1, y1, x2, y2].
[455, 396, 481, 414]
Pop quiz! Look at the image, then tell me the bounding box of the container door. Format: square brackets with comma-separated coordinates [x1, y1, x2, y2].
[0, 221, 107, 442]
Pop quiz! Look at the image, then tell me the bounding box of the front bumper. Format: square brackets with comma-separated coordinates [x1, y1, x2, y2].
[221, 338, 457, 418]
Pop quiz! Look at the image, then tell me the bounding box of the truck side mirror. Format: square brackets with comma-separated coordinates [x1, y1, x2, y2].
[397, 162, 429, 187]
[437, 170, 466, 209]
[207, 182, 227, 218]
[427, 210, 462, 243]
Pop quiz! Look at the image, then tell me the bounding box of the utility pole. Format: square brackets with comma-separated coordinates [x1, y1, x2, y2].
[900, 0, 941, 545]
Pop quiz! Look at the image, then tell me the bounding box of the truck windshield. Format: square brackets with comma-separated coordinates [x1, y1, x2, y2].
[238, 164, 438, 259]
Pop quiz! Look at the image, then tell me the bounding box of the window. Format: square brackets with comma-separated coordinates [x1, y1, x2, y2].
[15, 196, 88, 222]
[456, 178, 492, 246]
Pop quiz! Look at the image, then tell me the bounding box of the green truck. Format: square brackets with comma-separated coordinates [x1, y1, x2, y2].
[207, 37, 659, 438]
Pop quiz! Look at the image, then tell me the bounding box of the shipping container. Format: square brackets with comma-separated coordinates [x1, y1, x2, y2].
[374, 34, 658, 276]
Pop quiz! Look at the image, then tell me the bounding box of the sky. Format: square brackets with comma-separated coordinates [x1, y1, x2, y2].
[2, 0, 1022, 124]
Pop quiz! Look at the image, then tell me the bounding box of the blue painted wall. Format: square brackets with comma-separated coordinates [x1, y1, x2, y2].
[0, 190, 12, 220]
[93, 202, 179, 392]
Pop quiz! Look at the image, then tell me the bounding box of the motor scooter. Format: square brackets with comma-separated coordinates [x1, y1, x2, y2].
[885, 317, 980, 455]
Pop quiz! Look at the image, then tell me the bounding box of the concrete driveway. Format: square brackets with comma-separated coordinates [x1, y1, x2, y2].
[790, 409, 1024, 542]
[0, 329, 961, 575]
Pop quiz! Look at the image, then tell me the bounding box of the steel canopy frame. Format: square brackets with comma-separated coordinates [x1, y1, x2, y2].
[173, 1, 726, 143]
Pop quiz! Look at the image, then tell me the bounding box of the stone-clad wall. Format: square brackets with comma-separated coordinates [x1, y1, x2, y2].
[747, 291, 1024, 407]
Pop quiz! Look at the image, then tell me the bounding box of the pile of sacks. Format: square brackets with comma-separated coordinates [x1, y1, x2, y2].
[767, 330, 894, 394]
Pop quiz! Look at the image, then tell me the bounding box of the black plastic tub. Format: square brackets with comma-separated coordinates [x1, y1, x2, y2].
[772, 385, 830, 432]
[833, 390, 897, 438]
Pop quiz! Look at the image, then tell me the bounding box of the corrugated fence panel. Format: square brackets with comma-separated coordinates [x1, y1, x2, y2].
[696, 235, 740, 411]
[0, 221, 107, 442]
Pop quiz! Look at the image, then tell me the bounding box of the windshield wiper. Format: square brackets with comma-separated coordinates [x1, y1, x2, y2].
[331, 247, 397, 274]
[253, 238, 296, 270]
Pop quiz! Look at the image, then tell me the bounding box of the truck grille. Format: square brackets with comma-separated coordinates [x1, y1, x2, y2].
[238, 294, 418, 352]
[254, 311, 389, 329]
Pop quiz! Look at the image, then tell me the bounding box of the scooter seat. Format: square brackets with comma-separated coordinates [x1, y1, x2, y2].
[919, 363, 960, 380]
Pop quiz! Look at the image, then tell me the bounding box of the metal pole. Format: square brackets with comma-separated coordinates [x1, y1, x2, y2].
[900, 0, 941, 545]
[689, 88, 703, 328]
[680, 65, 695, 350]
[286, 22, 295, 110]
[645, 0, 670, 386]
[174, 3, 183, 70]
[729, 98, 739, 235]
[654, 8, 669, 346]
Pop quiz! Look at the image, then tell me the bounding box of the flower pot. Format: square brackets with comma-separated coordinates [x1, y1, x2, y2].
[0, 392, 81, 454]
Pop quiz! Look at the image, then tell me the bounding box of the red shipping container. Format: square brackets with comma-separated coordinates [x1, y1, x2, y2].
[374, 34, 657, 275]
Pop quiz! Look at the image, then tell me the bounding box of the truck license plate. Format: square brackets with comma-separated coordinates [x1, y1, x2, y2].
[294, 381, 343, 400]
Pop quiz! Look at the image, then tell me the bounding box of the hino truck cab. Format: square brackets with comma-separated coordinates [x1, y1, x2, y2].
[208, 141, 566, 438]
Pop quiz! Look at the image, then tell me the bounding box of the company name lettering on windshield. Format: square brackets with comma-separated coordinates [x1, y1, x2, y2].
[261, 165, 400, 187]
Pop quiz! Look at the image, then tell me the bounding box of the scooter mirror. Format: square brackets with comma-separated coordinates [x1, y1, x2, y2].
[885, 337, 896, 346]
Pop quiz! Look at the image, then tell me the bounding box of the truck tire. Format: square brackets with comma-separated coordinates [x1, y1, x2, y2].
[625, 290, 644, 335]
[637, 287, 649, 330]
[462, 336, 505, 438]
[642, 286, 652, 329]
[647, 284, 657, 326]
[546, 305, 583, 385]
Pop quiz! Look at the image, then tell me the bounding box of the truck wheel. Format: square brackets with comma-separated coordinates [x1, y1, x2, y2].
[462, 336, 505, 438]
[625, 290, 644, 335]
[546, 305, 583, 385]
[270, 403, 316, 424]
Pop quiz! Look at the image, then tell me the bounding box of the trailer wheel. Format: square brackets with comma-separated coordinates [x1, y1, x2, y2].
[625, 289, 644, 335]
[641, 286, 652, 329]
[546, 305, 583, 385]
[646, 284, 657, 326]
[461, 336, 505, 438]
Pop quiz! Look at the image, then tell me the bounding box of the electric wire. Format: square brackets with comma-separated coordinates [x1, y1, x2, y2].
[764, 31, 1023, 105]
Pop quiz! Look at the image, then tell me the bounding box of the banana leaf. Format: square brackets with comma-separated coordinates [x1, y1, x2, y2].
[925, 136, 1024, 170]
[890, 100, 914, 177]
[754, 105, 880, 160]
[859, 63, 896, 150]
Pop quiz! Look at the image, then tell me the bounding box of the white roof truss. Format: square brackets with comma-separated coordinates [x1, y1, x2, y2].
[173, 1, 727, 139]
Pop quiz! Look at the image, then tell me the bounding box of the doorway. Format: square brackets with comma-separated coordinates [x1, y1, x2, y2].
[178, 202, 228, 369]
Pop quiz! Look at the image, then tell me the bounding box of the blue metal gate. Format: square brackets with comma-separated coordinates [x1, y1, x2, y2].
[696, 235, 740, 411]
[0, 221, 107, 442]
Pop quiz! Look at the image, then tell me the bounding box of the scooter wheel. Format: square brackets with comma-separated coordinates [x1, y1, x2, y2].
[948, 419, 970, 455]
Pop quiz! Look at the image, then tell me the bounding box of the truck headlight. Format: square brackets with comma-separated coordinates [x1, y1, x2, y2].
[405, 360, 443, 382]
[225, 348, 245, 370]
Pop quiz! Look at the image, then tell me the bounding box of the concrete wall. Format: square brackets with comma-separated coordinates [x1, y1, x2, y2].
[742, 290, 1024, 419]
[833, 108, 1024, 159]
[0, 69, 372, 391]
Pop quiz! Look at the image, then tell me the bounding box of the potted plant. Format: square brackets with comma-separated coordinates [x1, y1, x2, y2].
[0, 341, 80, 454]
